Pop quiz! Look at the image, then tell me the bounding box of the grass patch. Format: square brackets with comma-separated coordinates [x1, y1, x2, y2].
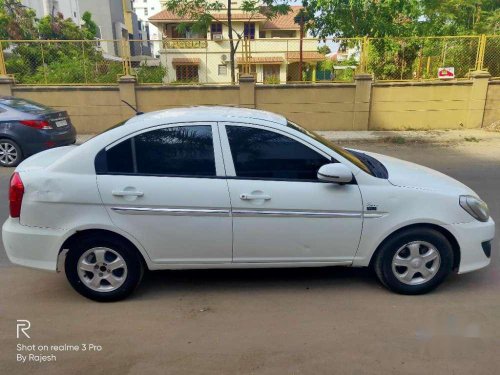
[383, 136, 407, 144]
[464, 136, 480, 142]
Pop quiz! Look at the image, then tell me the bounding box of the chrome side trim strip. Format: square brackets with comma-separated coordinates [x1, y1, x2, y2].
[111, 207, 231, 217]
[111, 207, 387, 219]
[232, 210, 362, 218]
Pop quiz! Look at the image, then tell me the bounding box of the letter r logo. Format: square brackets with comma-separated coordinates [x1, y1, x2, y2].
[16, 320, 30, 339]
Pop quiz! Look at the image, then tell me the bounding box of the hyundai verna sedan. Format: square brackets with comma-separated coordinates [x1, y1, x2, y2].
[2, 107, 494, 301]
[0, 96, 77, 167]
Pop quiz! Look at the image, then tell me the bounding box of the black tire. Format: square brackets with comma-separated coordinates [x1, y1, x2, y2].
[65, 234, 144, 302]
[374, 228, 454, 295]
[0, 139, 23, 167]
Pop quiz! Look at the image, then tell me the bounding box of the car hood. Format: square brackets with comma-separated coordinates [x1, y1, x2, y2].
[362, 151, 477, 196]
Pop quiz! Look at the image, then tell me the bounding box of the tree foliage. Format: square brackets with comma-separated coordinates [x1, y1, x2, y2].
[305, 0, 500, 80]
[305, 0, 500, 38]
[1, 0, 127, 84]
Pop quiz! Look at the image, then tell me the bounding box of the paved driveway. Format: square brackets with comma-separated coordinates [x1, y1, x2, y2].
[0, 139, 498, 374]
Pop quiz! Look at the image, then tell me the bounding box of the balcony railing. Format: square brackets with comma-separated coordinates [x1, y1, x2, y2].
[161, 38, 321, 54]
[163, 39, 208, 49]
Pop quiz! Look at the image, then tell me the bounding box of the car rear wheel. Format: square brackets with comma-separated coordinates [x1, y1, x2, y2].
[374, 228, 454, 294]
[65, 234, 144, 302]
[0, 139, 22, 167]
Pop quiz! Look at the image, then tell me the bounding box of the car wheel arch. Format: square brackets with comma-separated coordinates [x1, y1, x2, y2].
[58, 229, 150, 271]
[368, 223, 461, 272]
[0, 135, 24, 152]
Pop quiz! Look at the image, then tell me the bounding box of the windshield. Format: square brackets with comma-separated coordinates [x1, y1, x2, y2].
[286, 121, 374, 176]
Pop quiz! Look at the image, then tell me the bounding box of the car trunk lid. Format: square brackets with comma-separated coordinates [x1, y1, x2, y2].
[15, 145, 78, 172]
[41, 110, 72, 130]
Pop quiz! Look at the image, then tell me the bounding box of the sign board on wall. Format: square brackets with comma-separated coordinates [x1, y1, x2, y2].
[438, 67, 455, 79]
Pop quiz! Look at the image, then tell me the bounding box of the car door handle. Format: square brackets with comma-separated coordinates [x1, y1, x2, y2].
[240, 193, 271, 201]
[112, 190, 144, 197]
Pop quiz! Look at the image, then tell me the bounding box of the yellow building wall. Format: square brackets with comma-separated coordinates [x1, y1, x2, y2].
[6, 80, 497, 134]
[370, 82, 473, 130]
[136, 86, 239, 112]
[255, 84, 357, 130]
[12, 86, 122, 133]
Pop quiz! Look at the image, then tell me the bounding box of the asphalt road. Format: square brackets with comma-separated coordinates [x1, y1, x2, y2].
[0, 139, 499, 374]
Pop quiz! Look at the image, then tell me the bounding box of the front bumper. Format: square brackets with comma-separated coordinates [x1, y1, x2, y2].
[2, 217, 65, 271]
[444, 217, 495, 274]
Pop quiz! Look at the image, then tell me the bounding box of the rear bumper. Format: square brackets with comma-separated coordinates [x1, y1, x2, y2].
[444, 217, 495, 274]
[2, 217, 64, 271]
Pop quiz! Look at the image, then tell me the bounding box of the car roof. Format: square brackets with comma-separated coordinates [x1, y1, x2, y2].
[125, 106, 288, 127]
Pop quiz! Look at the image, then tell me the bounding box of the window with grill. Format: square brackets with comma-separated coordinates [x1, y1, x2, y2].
[211, 23, 223, 39]
[244, 23, 255, 39]
[175, 65, 199, 82]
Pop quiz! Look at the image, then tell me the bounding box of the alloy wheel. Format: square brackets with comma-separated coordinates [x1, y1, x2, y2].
[391, 241, 441, 285]
[77, 247, 128, 292]
[0, 142, 19, 166]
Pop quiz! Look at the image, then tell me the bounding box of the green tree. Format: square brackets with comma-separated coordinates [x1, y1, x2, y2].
[305, 0, 499, 37]
[305, 0, 500, 80]
[81, 11, 99, 39]
[317, 45, 331, 55]
[0, 0, 38, 39]
[419, 0, 499, 36]
[164, 0, 291, 84]
[305, 0, 422, 38]
[1, 1, 119, 84]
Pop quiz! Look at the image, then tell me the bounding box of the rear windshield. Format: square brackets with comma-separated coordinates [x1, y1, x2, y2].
[0, 98, 53, 114]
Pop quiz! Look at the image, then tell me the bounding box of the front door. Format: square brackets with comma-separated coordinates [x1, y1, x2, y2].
[220, 123, 363, 264]
[96, 123, 232, 264]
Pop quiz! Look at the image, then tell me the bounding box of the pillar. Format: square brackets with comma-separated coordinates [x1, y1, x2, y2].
[118, 75, 138, 119]
[353, 73, 373, 131]
[466, 70, 490, 128]
[0, 75, 14, 96]
[239, 74, 256, 108]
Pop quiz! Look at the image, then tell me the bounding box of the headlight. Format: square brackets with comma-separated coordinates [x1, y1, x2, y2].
[459, 195, 489, 222]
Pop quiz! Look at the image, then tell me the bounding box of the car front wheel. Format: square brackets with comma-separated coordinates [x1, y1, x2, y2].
[65, 234, 144, 302]
[374, 228, 454, 294]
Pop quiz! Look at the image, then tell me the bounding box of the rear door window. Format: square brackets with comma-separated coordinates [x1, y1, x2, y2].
[102, 125, 216, 177]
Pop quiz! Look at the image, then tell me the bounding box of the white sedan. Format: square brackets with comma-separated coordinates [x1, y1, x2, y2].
[3, 107, 495, 301]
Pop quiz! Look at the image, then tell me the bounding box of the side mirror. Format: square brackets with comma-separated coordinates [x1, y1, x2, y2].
[317, 163, 353, 184]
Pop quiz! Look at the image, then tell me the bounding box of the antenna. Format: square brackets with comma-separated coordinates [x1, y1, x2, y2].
[121, 100, 144, 115]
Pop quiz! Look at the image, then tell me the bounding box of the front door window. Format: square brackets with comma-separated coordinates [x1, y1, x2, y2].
[226, 126, 330, 181]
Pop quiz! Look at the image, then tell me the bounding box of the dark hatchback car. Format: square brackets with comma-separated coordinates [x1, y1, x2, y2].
[0, 96, 76, 167]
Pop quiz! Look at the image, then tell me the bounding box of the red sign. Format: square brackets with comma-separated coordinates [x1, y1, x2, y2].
[438, 67, 455, 79]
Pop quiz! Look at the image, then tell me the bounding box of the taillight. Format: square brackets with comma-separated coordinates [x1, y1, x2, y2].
[20, 120, 52, 130]
[9, 172, 24, 218]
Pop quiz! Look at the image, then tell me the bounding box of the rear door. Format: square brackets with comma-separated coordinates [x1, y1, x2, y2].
[96, 122, 233, 264]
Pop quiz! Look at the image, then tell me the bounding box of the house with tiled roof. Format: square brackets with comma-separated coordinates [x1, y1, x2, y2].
[149, 1, 324, 84]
